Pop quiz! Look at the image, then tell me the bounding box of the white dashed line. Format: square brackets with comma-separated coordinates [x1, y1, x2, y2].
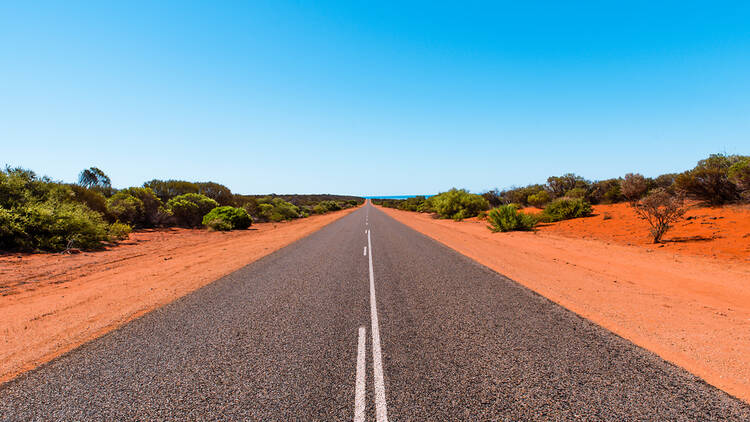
[354, 326, 366, 422]
[368, 230, 389, 421]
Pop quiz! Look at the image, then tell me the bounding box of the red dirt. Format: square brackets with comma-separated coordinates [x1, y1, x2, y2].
[523, 202, 750, 262]
[0, 207, 358, 384]
[379, 204, 750, 404]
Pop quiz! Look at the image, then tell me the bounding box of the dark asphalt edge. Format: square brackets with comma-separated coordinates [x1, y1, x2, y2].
[370, 205, 750, 407]
[0, 208, 365, 391]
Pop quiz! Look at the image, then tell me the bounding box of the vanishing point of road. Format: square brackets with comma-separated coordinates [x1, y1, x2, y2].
[1, 202, 748, 420]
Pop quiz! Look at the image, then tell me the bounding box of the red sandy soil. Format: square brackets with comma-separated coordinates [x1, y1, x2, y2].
[523, 202, 750, 262]
[0, 207, 358, 384]
[378, 204, 750, 404]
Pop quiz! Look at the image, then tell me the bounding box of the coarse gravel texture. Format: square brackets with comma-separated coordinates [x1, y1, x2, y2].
[1, 203, 748, 420]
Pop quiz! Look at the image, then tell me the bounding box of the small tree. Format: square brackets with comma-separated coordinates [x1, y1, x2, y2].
[78, 167, 111, 190]
[632, 189, 686, 243]
[621, 173, 649, 203]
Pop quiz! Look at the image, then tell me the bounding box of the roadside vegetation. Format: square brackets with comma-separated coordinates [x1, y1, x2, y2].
[0, 167, 363, 252]
[374, 153, 749, 240]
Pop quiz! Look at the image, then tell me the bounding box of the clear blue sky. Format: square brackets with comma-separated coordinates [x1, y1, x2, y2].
[2, 1, 749, 196]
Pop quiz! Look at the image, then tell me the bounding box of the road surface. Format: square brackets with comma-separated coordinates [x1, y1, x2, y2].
[1, 202, 748, 420]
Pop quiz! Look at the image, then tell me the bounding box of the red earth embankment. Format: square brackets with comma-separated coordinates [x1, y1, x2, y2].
[378, 204, 750, 403]
[0, 207, 358, 384]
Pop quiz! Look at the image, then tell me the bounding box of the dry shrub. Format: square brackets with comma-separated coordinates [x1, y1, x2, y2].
[632, 189, 686, 243]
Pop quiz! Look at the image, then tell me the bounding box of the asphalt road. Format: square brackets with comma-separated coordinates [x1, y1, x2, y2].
[1, 202, 748, 420]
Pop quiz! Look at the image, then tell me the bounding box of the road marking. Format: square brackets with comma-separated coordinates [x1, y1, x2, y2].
[368, 230, 389, 422]
[354, 326, 366, 422]
[363, 246, 367, 256]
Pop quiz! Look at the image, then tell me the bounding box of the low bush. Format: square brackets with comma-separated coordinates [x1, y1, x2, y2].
[674, 154, 745, 205]
[541, 198, 593, 222]
[565, 187, 588, 199]
[316, 200, 342, 213]
[487, 205, 537, 232]
[69, 185, 108, 214]
[5, 201, 109, 251]
[498, 185, 545, 206]
[429, 188, 489, 220]
[621, 173, 649, 203]
[632, 189, 686, 243]
[547, 174, 589, 198]
[728, 157, 750, 199]
[588, 179, 622, 204]
[167, 193, 219, 227]
[108, 222, 132, 241]
[250, 197, 300, 222]
[526, 190, 551, 208]
[202, 206, 252, 230]
[0, 168, 110, 251]
[106, 192, 143, 225]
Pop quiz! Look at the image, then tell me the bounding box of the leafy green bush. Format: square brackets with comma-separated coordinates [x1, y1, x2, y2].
[728, 157, 750, 199]
[106, 192, 143, 225]
[69, 184, 108, 214]
[167, 193, 219, 227]
[201, 206, 252, 230]
[108, 222, 132, 241]
[487, 205, 537, 232]
[143, 179, 200, 202]
[429, 188, 489, 220]
[204, 218, 232, 231]
[498, 185, 545, 206]
[547, 174, 589, 198]
[250, 197, 301, 222]
[7, 201, 109, 251]
[588, 179, 622, 204]
[674, 154, 744, 205]
[541, 198, 593, 222]
[565, 187, 588, 199]
[316, 200, 342, 213]
[398, 196, 428, 212]
[527, 190, 551, 208]
[0, 167, 110, 251]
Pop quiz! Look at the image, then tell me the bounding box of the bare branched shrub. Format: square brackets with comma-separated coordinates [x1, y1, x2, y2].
[632, 189, 686, 243]
[621, 173, 649, 203]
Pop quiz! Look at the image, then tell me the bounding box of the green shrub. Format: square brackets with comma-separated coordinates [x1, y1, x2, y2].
[728, 157, 750, 199]
[106, 192, 144, 225]
[398, 196, 427, 212]
[588, 179, 623, 204]
[196, 182, 234, 206]
[487, 205, 537, 232]
[10, 201, 109, 251]
[167, 193, 219, 227]
[0, 207, 27, 250]
[202, 206, 253, 230]
[547, 174, 589, 198]
[0, 167, 110, 251]
[316, 200, 342, 213]
[108, 222, 132, 241]
[70, 185, 108, 214]
[251, 197, 300, 222]
[498, 185, 545, 206]
[527, 190, 551, 208]
[674, 154, 744, 205]
[204, 218, 233, 231]
[429, 188, 489, 220]
[118, 187, 170, 227]
[565, 187, 588, 199]
[541, 198, 593, 222]
[143, 179, 199, 202]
